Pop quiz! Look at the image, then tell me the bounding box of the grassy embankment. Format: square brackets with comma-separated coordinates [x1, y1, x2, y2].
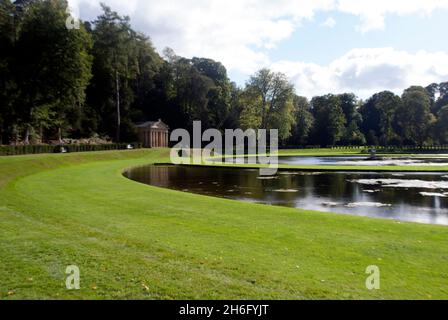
[0, 148, 447, 299]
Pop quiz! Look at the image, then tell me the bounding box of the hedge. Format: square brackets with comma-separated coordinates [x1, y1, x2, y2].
[0, 143, 143, 156]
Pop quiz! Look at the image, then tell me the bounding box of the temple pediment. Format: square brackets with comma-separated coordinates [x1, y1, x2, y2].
[135, 119, 169, 148]
[135, 119, 170, 131]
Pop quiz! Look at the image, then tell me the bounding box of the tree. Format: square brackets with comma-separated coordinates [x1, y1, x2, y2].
[0, 0, 16, 143]
[244, 69, 295, 141]
[13, 0, 92, 143]
[338, 93, 365, 145]
[436, 82, 448, 115]
[434, 105, 448, 144]
[223, 82, 244, 129]
[311, 94, 346, 146]
[130, 33, 163, 125]
[397, 86, 435, 146]
[239, 86, 263, 130]
[289, 96, 314, 146]
[192, 57, 232, 129]
[426, 83, 439, 115]
[90, 4, 136, 142]
[360, 91, 402, 146]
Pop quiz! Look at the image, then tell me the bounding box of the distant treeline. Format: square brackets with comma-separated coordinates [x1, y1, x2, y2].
[1, 0, 447, 147]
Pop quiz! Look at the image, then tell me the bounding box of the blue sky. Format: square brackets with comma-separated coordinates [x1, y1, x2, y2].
[69, 0, 448, 99]
[270, 10, 447, 64]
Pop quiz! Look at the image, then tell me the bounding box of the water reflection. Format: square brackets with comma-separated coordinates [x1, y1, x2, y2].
[124, 165, 448, 225]
[231, 156, 448, 166]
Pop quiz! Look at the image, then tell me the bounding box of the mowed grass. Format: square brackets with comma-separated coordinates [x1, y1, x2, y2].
[0, 149, 448, 300]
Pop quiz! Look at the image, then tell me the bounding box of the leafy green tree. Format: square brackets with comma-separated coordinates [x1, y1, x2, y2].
[244, 69, 295, 141]
[222, 82, 243, 130]
[129, 33, 163, 124]
[436, 82, 448, 114]
[425, 82, 448, 118]
[289, 96, 314, 146]
[90, 4, 137, 142]
[311, 94, 346, 146]
[434, 105, 448, 144]
[0, 0, 16, 143]
[156, 52, 228, 131]
[239, 86, 263, 130]
[338, 93, 365, 145]
[397, 86, 435, 145]
[13, 0, 92, 143]
[192, 57, 232, 129]
[426, 83, 439, 115]
[360, 91, 402, 146]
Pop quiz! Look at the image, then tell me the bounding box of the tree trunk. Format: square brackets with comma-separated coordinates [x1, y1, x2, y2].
[116, 70, 121, 143]
[261, 96, 268, 130]
[58, 127, 63, 144]
[24, 125, 30, 145]
[39, 126, 43, 144]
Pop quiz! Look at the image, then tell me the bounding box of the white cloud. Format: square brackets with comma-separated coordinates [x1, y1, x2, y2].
[271, 48, 448, 99]
[321, 17, 336, 28]
[337, 0, 448, 32]
[66, 0, 448, 97]
[68, 0, 335, 74]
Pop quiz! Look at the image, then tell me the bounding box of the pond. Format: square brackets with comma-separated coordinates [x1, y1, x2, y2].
[124, 165, 448, 225]
[222, 156, 448, 166]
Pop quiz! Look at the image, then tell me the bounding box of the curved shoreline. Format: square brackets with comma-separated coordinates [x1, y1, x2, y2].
[179, 162, 448, 173]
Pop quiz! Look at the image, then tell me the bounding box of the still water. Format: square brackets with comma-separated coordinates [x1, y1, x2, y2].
[124, 165, 448, 225]
[256, 156, 448, 166]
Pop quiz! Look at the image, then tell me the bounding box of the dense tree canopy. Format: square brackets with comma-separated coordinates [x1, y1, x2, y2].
[397, 86, 435, 146]
[288, 96, 314, 146]
[310, 95, 346, 146]
[0, 0, 447, 147]
[360, 91, 402, 146]
[243, 69, 295, 140]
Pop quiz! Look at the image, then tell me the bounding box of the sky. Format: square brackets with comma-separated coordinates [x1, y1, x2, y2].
[67, 0, 448, 99]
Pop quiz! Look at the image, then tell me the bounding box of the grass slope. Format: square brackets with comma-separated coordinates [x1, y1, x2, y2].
[0, 149, 447, 300]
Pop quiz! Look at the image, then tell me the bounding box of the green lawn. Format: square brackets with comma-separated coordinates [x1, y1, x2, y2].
[1, 149, 448, 299]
